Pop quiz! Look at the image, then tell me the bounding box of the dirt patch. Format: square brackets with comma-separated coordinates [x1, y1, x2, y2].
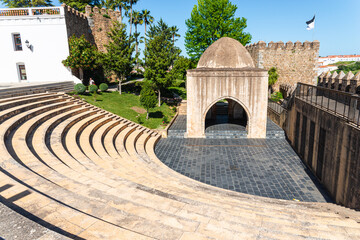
[131, 106, 146, 114]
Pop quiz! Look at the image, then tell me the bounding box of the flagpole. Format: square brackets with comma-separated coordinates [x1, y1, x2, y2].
[312, 28, 315, 41]
[313, 13, 316, 41]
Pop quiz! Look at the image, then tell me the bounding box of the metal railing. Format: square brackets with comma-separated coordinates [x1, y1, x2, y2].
[296, 83, 360, 127]
[268, 100, 285, 114]
[0, 7, 62, 17]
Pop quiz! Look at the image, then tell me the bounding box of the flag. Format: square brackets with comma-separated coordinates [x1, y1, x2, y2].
[306, 15, 315, 30]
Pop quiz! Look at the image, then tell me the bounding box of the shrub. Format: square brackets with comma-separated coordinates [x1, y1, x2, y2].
[140, 85, 157, 119]
[268, 67, 279, 87]
[162, 115, 169, 124]
[74, 83, 86, 94]
[270, 91, 283, 102]
[89, 84, 98, 93]
[99, 83, 108, 92]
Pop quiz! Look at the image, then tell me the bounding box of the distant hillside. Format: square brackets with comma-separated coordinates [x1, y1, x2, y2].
[334, 61, 360, 74]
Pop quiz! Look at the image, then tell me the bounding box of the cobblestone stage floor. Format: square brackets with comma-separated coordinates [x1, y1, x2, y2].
[155, 135, 332, 203]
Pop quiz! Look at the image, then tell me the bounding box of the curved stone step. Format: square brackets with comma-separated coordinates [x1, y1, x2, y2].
[0, 93, 359, 239]
[2, 110, 194, 239]
[0, 92, 53, 104]
[0, 101, 172, 239]
[24, 107, 205, 236]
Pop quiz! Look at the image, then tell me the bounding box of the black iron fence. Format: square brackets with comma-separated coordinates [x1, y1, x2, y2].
[296, 83, 360, 128]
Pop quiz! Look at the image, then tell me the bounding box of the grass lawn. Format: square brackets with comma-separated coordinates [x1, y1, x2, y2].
[71, 91, 176, 129]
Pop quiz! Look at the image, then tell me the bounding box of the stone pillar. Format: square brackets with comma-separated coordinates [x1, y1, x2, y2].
[334, 71, 345, 91]
[342, 72, 354, 92]
[350, 72, 360, 93]
[324, 72, 331, 88]
[329, 72, 338, 89]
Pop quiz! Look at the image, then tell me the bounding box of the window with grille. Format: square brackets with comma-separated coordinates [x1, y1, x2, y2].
[13, 33, 23, 51]
[18, 64, 27, 80]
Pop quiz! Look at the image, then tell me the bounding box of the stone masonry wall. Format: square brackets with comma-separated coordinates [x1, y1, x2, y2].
[84, 5, 120, 53]
[63, 4, 120, 53]
[246, 41, 320, 91]
[285, 98, 360, 209]
[63, 4, 94, 45]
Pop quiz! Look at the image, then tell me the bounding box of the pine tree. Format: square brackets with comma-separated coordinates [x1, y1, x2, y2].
[100, 21, 136, 94]
[140, 84, 157, 119]
[144, 20, 180, 106]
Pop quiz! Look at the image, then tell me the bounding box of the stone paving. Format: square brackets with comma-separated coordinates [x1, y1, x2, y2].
[155, 137, 332, 202]
[0, 199, 68, 240]
[168, 115, 285, 139]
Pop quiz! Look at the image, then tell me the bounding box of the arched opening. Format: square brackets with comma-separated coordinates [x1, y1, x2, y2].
[205, 98, 248, 135]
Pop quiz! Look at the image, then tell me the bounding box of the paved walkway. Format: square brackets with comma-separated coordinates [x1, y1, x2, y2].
[168, 115, 285, 139]
[155, 137, 332, 202]
[298, 94, 360, 126]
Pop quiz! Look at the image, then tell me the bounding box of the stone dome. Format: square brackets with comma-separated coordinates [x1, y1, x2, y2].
[197, 37, 255, 68]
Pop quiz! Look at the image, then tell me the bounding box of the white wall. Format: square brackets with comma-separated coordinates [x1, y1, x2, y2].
[0, 7, 78, 83]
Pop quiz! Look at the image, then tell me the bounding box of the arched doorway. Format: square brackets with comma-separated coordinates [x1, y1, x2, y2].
[204, 98, 248, 136]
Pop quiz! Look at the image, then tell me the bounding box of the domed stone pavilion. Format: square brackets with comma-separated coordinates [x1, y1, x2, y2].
[186, 37, 269, 138]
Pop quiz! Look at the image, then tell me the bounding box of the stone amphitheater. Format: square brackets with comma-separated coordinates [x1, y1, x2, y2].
[0, 88, 359, 240]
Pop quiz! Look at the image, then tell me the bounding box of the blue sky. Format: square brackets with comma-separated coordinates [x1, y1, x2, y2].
[1, 0, 359, 57]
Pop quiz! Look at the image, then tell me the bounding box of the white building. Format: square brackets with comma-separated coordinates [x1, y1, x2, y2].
[318, 55, 360, 66]
[0, 7, 79, 83]
[317, 65, 338, 75]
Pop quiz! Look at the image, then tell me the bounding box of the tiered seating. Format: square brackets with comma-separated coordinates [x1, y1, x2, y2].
[0, 92, 359, 239]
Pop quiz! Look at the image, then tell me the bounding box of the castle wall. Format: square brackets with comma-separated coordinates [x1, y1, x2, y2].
[84, 5, 120, 53]
[63, 4, 120, 53]
[62, 4, 94, 45]
[246, 41, 320, 91]
[286, 97, 360, 209]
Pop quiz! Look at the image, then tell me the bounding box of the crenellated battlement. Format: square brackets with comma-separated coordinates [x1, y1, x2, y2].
[62, 3, 87, 20]
[246, 40, 320, 51]
[61, 4, 121, 53]
[318, 70, 360, 93]
[246, 40, 320, 91]
[84, 5, 121, 21]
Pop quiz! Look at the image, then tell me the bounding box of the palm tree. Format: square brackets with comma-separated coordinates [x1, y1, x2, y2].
[141, 9, 154, 48]
[127, 0, 138, 37]
[115, 0, 129, 24]
[170, 26, 180, 44]
[132, 10, 143, 61]
[101, 0, 129, 23]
